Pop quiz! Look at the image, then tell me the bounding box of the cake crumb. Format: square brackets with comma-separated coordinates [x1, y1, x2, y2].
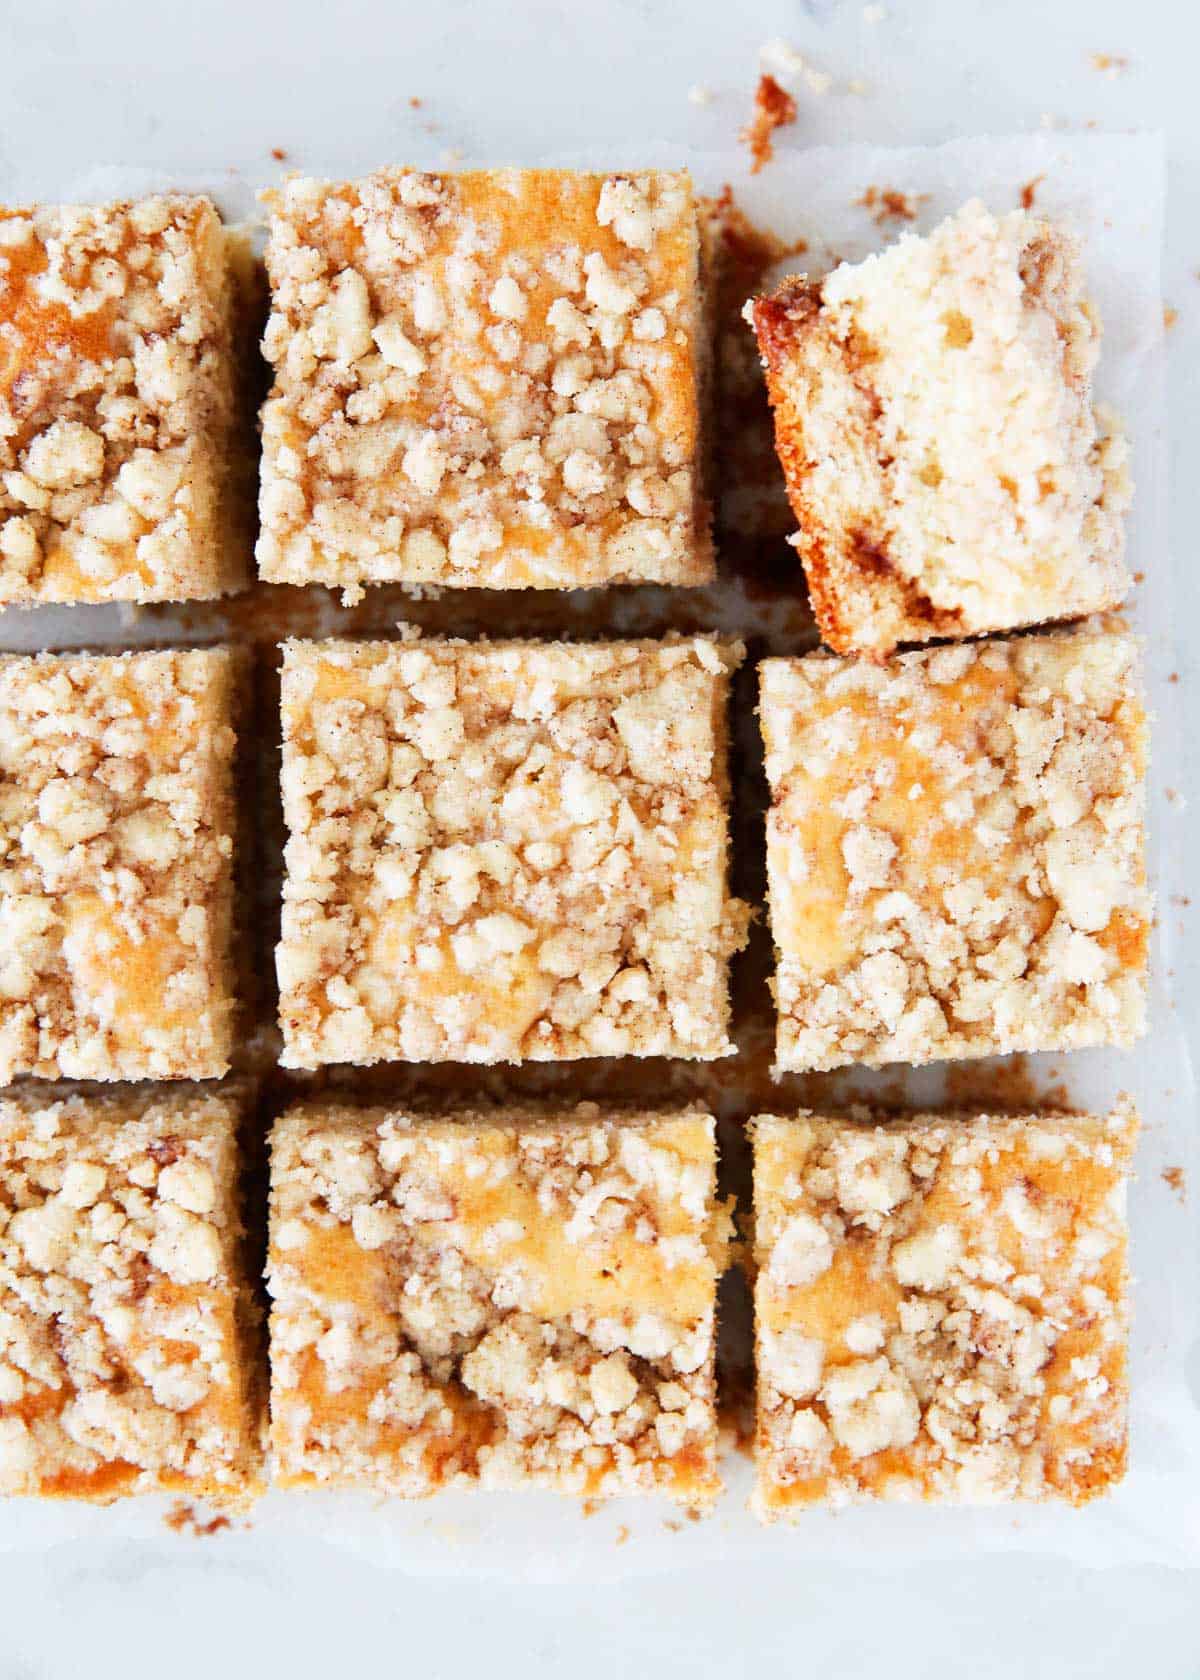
[409, 96, 423, 108]
[1019, 174, 1045, 210]
[689, 84, 715, 106]
[165, 1502, 234, 1538]
[1164, 304, 1178, 331]
[856, 185, 926, 225]
[1089, 52, 1130, 78]
[1162, 1167, 1186, 1203]
[615, 1524, 631, 1545]
[743, 74, 797, 174]
[270, 147, 287, 161]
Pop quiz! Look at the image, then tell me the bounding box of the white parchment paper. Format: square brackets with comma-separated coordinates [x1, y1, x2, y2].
[0, 131, 1195, 1577]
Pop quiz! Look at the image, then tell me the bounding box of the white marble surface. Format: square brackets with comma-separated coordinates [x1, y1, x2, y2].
[0, 0, 1197, 1672]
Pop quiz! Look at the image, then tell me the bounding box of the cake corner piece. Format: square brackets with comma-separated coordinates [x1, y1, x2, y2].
[0, 1081, 265, 1508]
[748, 200, 1133, 657]
[750, 1099, 1138, 1515]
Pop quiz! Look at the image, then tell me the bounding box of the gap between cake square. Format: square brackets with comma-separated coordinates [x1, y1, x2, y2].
[267, 1100, 727, 1503]
[750, 1100, 1137, 1514]
[257, 168, 714, 594]
[276, 631, 748, 1067]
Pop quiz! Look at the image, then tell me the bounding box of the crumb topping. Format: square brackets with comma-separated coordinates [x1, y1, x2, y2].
[752, 1101, 1137, 1512]
[276, 633, 748, 1068]
[0, 195, 249, 605]
[760, 629, 1149, 1072]
[0, 648, 240, 1082]
[749, 200, 1132, 655]
[257, 169, 713, 591]
[741, 75, 797, 176]
[267, 1102, 725, 1501]
[0, 1085, 263, 1506]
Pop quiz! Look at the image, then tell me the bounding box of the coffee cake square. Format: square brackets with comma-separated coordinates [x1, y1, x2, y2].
[759, 628, 1149, 1073]
[0, 194, 253, 605]
[0, 1083, 263, 1506]
[257, 169, 713, 592]
[748, 202, 1131, 656]
[751, 1103, 1137, 1513]
[276, 633, 747, 1067]
[267, 1100, 724, 1502]
[0, 647, 241, 1083]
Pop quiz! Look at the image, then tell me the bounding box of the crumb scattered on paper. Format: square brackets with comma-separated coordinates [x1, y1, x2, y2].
[581, 1498, 601, 1518]
[270, 147, 287, 161]
[1090, 52, 1130, 78]
[409, 96, 423, 108]
[1019, 174, 1045, 209]
[1164, 304, 1179, 331]
[760, 38, 833, 95]
[689, 84, 715, 106]
[615, 1525, 631, 1546]
[856, 185, 927, 225]
[1162, 1167, 1187, 1203]
[165, 1502, 234, 1538]
[742, 74, 797, 174]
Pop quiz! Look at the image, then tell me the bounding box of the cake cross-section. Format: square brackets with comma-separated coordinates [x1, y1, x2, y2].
[0, 647, 242, 1083]
[276, 633, 747, 1067]
[748, 201, 1132, 656]
[751, 1102, 1137, 1513]
[257, 168, 713, 592]
[759, 628, 1149, 1074]
[267, 1101, 726, 1502]
[0, 194, 253, 606]
[0, 1083, 264, 1507]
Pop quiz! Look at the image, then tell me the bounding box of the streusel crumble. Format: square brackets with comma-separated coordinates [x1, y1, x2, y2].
[752, 1102, 1137, 1512]
[0, 194, 253, 606]
[258, 169, 713, 592]
[759, 628, 1149, 1073]
[0, 1083, 263, 1506]
[748, 201, 1132, 656]
[0, 647, 241, 1083]
[276, 632, 748, 1067]
[267, 1100, 726, 1501]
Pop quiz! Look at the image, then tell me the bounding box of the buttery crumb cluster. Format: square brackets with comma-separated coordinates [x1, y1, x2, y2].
[0, 1085, 263, 1506]
[760, 628, 1149, 1073]
[276, 633, 747, 1067]
[0, 194, 251, 605]
[258, 168, 713, 591]
[749, 201, 1132, 656]
[752, 1103, 1136, 1512]
[0, 648, 240, 1083]
[267, 1102, 725, 1501]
